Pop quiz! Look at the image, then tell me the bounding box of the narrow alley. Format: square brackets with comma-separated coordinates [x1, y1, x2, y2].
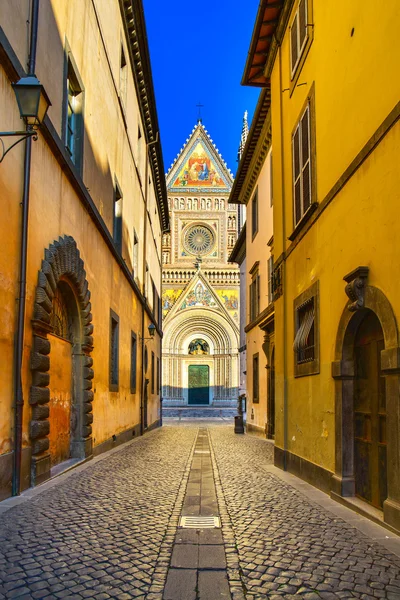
[0, 423, 399, 599]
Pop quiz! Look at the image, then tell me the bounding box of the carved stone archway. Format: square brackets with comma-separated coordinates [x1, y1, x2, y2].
[30, 236, 94, 486]
[332, 268, 400, 530]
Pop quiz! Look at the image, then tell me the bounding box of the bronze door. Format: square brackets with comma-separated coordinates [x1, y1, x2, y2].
[188, 365, 209, 405]
[354, 312, 387, 509]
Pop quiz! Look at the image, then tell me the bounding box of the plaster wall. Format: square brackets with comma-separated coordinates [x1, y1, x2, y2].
[245, 148, 273, 431]
[270, 0, 400, 473]
[0, 0, 163, 496]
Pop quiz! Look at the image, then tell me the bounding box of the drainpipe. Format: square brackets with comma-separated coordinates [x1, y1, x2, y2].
[12, 0, 39, 496]
[140, 133, 159, 435]
[278, 43, 288, 470]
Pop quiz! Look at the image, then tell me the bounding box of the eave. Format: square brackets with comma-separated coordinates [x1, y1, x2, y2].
[120, 0, 170, 232]
[228, 88, 271, 205]
[228, 222, 246, 264]
[242, 0, 285, 87]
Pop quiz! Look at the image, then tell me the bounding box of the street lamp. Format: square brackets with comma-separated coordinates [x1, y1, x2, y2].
[0, 75, 51, 162]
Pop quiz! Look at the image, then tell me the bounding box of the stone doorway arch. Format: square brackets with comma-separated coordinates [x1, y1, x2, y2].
[30, 236, 94, 486]
[332, 268, 400, 530]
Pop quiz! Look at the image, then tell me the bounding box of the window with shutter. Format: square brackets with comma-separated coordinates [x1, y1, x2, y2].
[293, 281, 319, 377]
[292, 104, 312, 226]
[290, 0, 309, 76]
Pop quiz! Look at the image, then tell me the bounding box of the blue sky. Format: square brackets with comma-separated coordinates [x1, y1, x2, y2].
[143, 0, 260, 177]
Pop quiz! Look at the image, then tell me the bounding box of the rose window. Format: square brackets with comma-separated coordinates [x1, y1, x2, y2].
[184, 224, 215, 255]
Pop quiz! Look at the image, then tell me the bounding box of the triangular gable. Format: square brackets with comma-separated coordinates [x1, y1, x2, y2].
[166, 123, 233, 194]
[164, 271, 239, 333]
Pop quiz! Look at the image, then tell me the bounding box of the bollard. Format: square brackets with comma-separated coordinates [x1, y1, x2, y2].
[234, 393, 245, 434]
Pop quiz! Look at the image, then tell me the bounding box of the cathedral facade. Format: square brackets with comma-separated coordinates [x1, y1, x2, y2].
[162, 123, 239, 407]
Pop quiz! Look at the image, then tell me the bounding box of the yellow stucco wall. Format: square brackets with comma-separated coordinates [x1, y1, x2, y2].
[0, 0, 163, 493]
[271, 0, 400, 472]
[245, 148, 273, 431]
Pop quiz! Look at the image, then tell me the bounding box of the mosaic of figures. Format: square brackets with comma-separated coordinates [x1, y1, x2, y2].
[168, 197, 239, 211]
[216, 289, 239, 323]
[188, 339, 210, 355]
[171, 142, 228, 189]
[179, 282, 218, 311]
[162, 288, 183, 316]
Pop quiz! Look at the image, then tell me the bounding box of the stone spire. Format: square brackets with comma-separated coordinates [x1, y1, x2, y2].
[237, 110, 249, 162]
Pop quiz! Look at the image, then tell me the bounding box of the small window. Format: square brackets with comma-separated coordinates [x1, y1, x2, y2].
[64, 53, 84, 171]
[253, 353, 259, 403]
[156, 357, 160, 395]
[130, 332, 137, 393]
[151, 351, 155, 394]
[109, 310, 119, 390]
[292, 104, 311, 226]
[251, 188, 258, 238]
[267, 256, 274, 305]
[120, 44, 127, 105]
[293, 281, 319, 377]
[290, 0, 308, 76]
[113, 179, 123, 252]
[249, 269, 260, 322]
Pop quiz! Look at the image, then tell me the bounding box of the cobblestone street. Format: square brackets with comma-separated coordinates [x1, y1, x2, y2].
[0, 423, 400, 599]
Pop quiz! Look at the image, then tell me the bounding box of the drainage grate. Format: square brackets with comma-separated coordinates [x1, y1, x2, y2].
[194, 450, 210, 454]
[179, 516, 221, 529]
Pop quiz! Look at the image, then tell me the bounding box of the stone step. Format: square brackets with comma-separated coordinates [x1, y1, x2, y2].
[162, 407, 237, 418]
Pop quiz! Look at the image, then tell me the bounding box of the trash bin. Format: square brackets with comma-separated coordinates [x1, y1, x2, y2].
[234, 415, 244, 434]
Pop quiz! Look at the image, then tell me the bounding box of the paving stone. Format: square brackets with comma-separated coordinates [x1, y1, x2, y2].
[163, 568, 196, 600]
[198, 544, 226, 569]
[170, 544, 198, 569]
[209, 426, 400, 600]
[0, 427, 197, 600]
[198, 570, 231, 599]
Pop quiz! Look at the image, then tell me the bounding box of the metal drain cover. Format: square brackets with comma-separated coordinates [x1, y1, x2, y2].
[179, 516, 221, 529]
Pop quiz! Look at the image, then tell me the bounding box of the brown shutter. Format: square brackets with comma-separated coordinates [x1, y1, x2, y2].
[301, 106, 311, 213]
[293, 124, 302, 224]
[299, 0, 307, 49]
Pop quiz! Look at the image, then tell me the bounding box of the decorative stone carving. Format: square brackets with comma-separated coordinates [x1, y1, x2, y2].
[30, 235, 94, 484]
[343, 266, 369, 312]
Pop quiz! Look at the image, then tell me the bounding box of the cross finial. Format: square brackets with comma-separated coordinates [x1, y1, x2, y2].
[196, 102, 204, 123]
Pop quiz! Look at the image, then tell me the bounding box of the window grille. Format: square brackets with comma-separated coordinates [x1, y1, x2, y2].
[267, 256, 274, 304]
[51, 287, 71, 340]
[294, 298, 315, 363]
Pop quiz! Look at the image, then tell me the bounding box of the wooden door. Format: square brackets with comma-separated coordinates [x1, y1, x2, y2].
[354, 312, 387, 509]
[188, 365, 209, 405]
[49, 335, 72, 467]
